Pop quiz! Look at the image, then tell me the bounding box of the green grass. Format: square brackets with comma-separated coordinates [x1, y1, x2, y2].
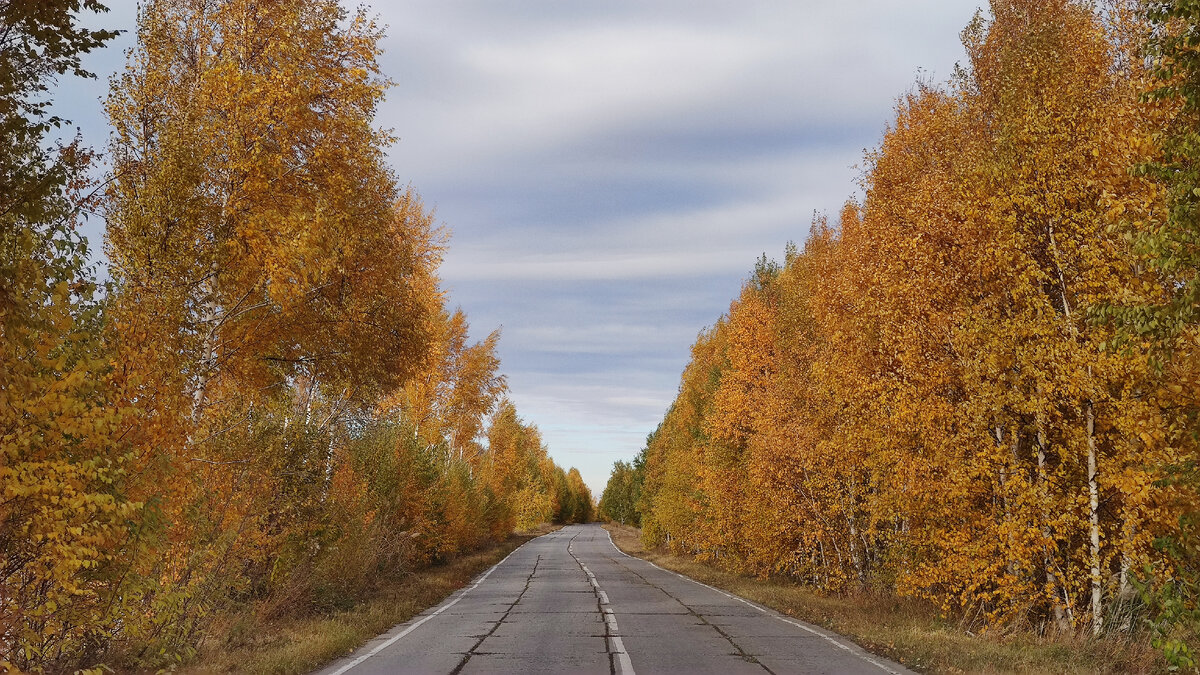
[180, 525, 558, 675]
[603, 523, 1165, 674]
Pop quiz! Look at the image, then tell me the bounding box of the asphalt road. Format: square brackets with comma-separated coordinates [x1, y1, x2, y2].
[316, 524, 914, 675]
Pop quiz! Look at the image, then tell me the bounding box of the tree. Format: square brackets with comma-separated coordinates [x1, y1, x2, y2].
[101, 0, 444, 655]
[627, 0, 1185, 638]
[382, 309, 506, 463]
[0, 0, 117, 233]
[564, 468, 594, 524]
[0, 2, 138, 670]
[482, 399, 554, 533]
[1105, 1, 1200, 662]
[0, 178, 143, 673]
[598, 461, 641, 526]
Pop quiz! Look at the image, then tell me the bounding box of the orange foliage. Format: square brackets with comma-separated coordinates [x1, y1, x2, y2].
[633, 0, 1198, 637]
[0, 0, 589, 669]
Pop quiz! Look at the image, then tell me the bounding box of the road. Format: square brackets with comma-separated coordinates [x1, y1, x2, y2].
[316, 524, 913, 675]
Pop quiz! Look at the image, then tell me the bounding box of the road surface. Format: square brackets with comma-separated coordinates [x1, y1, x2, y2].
[316, 524, 913, 674]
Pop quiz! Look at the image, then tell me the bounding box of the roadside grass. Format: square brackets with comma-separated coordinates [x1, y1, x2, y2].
[603, 523, 1165, 674]
[179, 525, 558, 675]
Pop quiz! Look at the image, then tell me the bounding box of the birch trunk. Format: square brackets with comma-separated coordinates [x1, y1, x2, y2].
[191, 264, 220, 425]
[1085, 399, 1103, 636]
[845, 479, 865, 583]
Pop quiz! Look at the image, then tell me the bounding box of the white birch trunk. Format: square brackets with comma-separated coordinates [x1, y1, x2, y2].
[191, 264, 220, 426]
[1085, 399, 1103, 636]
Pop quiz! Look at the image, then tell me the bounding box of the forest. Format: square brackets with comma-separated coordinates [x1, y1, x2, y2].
[0, 0, 593, 671]
[600, 0, 1200, 663]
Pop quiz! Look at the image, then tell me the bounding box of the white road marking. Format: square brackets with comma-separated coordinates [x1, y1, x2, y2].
[572, 539, 636, 675]
[601, 606, 635, 674]
[602, 528, 905, 675]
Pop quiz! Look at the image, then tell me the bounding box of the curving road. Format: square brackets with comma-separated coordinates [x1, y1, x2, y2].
[316, 524, 913, 675]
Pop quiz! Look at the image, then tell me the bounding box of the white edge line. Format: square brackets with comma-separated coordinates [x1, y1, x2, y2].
[324, 538, 534, 675]
[602, 528, 905, 675]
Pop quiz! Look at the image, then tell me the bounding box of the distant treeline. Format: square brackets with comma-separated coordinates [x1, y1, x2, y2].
[600, 0, 1200, 661]
[1, 1, 591, 671]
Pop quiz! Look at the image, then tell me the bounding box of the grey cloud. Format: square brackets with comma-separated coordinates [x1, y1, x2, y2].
[58, 0, 982, 495]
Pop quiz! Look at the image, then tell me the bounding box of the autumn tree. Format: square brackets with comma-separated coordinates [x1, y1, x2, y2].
[1102, 0, 1200, 661]
[0, 0, 116, 229]
[1, 0, 565, 669]
[599, 460, 641, 526]
[102, 0, 445, 656]
[630, 0, 1186, 640]
[639, 322, 726, 553]
[562, 468, 595, 524]
[0, 2, 146, 671]
[482, 400, 553, 531]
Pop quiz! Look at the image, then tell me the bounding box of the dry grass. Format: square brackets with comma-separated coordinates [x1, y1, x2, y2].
[603, 523, 1165, 674]
[180, 524, 559, 675]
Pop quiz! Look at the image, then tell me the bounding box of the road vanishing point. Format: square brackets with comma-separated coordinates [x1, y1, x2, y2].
[316, 524, 914, 675]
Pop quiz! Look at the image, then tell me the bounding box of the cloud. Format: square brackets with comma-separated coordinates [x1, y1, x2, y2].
[443, 251, 746, 282]
[58, 0, 983, 495]
[444, 274, 743, 493]
[377, 1, 976, 180]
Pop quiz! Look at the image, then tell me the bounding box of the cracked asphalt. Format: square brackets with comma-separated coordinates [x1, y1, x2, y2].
[315, 524, 914, 675]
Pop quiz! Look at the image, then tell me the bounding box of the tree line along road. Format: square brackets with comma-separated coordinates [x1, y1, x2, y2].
[315, 524, 913, 674]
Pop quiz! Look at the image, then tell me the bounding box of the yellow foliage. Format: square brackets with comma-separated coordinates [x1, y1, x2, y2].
[0, 0, 587, 669]
[635, 0, 1197, 637]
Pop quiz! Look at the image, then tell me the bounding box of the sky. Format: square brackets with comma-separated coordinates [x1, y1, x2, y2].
[58, 1, 982, 495]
